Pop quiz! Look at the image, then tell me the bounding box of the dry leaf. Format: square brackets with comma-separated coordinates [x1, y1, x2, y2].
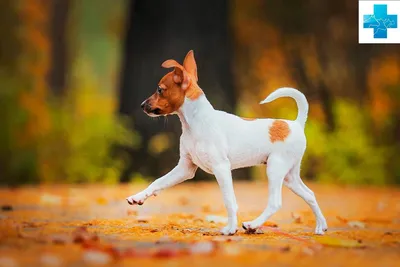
[50, 234, 71, 244]
[337, 216, 366, 228]
[205, 215, 228, 224]
[336, 216, 348, 223]
[313, 236, 366, 248]
[72, 226, 99, 243]
[127, 210, 137, 216]
[1, 205, 13, 212]
[348, 221, 366, 229]
[291, 212, 302, 224]
[136, 215, 151, 223]
[263, 221, 278, 227]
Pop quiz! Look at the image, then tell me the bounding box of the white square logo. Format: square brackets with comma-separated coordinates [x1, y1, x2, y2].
[359, 0, 400, 43]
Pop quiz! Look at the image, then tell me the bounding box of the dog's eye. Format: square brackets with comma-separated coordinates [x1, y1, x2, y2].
[157, 86, 163, 94]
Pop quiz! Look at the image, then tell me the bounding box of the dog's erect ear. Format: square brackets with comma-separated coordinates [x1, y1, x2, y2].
[161, 59, 190, 90]
[183, 50, 198, 82]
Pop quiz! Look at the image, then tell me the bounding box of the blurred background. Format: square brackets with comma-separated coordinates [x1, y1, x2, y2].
[0, 0, 399, 186]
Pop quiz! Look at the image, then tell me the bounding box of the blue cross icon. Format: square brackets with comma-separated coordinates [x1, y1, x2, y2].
[363, 4, 398, 38]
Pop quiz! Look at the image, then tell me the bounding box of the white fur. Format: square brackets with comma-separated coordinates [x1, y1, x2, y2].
[127, 87, 327, 235]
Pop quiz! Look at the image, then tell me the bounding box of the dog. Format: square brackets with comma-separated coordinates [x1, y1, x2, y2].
[126, 50, 328, 236]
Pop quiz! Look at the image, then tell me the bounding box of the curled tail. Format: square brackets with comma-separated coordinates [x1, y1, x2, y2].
[259, 87, 309, 128]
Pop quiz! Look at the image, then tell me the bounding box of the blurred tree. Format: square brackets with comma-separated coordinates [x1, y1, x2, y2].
[118, 0, 247, 181]
[48, 0, 70, 95]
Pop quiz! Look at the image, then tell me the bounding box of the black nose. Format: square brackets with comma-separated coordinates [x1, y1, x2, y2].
[141, 101, 146, 110]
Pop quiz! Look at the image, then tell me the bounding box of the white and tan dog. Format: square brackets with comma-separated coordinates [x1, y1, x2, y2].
[126, 50, 328, 235]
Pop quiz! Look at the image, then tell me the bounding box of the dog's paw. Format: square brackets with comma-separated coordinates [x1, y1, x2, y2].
[126, 193, 147, 206]
[220, 225, 238, 236]
[242, 221, 261, 233]
[314, 218, 328, 235]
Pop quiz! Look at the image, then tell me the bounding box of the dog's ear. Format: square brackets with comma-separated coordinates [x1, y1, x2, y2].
[183, 50, 198, 82]
[161, 59, 190, 90]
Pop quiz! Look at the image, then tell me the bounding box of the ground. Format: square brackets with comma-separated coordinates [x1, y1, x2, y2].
[0, 182, 399, 267]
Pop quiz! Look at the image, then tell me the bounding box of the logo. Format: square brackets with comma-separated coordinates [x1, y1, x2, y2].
[359, 1, 400, 43]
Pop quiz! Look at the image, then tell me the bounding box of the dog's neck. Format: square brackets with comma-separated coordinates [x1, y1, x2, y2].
[177, 94, 214, 131]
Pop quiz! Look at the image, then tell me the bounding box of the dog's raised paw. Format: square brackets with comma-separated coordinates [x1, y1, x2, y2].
[126, 197, 144, 206]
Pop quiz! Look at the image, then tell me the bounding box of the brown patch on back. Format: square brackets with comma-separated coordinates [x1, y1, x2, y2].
[241, 117, 256, 121]
[269, 120, 290, 143]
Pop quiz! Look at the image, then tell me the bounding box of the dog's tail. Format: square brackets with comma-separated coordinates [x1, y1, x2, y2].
[259, 87, 309, 128]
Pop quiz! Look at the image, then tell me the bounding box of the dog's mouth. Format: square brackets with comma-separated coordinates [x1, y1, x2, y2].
[145, 107, 163, 117]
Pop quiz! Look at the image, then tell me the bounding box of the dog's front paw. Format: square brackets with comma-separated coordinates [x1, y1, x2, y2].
[242, 221, 261, 233]
[220, 225, 238, 236]
[126, 192, 147, 206]
[314, 218, 328, 235]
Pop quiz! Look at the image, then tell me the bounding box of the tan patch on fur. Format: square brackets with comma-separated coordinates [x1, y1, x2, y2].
[269, 120, 290, 143]
[146, 72, 185, 115]
[185, 82, 203, 100]
[241, 117, 256, 121]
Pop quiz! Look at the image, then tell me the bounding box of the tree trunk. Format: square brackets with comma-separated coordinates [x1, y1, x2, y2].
[48, 0, 69, 95]
[118, 0, 246, 182]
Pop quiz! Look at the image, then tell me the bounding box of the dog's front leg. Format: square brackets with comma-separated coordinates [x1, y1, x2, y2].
[126, 157, 197, 205]
[212, 161, 238, 235]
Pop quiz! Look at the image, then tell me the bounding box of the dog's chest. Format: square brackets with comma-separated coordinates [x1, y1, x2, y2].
[184, 139, 214, 174]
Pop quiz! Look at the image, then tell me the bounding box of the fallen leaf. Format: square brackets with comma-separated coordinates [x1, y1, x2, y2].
[205, 215, 228, 224]
[136, 215, 151, 223]
[348, 221, 366, 229]
[312, 236, 366, 248]
[153, 247, 183, 258]
[83, 250, 113, 265]
[72, 226, 99, 243]
[263, 221, 278, 227]
[291, 212, 302, 224]
[1, 205, 13, 212]
[336, 216, 366, 228]
[336, 216, 348, 223]
[50, 234, 71, 245]
[244, 228, 264, 235]
[127, 210, 137, 216]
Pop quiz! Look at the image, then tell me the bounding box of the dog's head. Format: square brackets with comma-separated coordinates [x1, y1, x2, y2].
[141, 50, 203, 117]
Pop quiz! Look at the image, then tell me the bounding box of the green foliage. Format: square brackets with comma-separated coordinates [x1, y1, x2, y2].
[0, 73, 38, 185]
[302, 100, 388, 185]
[38, 61, 134, 184]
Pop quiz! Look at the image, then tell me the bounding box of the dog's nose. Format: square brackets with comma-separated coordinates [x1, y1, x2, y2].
[140, 101, 146, 110]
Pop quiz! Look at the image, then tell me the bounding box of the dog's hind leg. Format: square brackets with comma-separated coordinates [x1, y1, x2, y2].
[242, 154, 293, 232]
[284, 162, 328, 235]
